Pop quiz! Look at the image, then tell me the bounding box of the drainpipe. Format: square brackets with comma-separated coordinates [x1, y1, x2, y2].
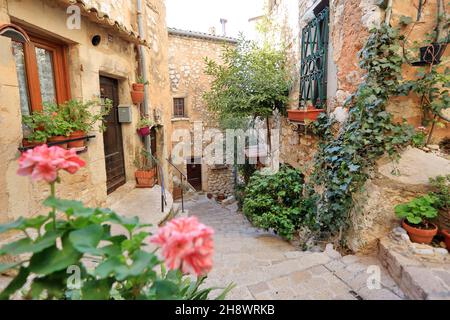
[137, 0, 151, 154]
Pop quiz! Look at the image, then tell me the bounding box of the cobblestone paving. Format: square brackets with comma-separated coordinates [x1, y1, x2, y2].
[186, 197, 405, 300]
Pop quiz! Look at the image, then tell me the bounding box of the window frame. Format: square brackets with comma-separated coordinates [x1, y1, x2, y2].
[173, 97, 186, 118]
[11, 27, 71, 113]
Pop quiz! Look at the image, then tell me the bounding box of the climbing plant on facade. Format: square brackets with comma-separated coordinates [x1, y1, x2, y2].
[308, 24, 416, 239]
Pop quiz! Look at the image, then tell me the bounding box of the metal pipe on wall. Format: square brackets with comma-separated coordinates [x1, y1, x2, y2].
[137, 0, 151, 154]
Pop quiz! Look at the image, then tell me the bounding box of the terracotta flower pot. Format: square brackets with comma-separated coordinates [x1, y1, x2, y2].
[48, 136, 68, 149]
[442, 229, 450, 251]
[402, 220, 438, 244]
[288, 108, 325, 122]
[135, 169, 156, 188]
[137, 126, 151, 138]
[132, 83, 145, 91]
[131, 90, 145, 104]
[217, 193, 225, 202]
[68, 130, 86, 148]
[22, 139, 45, 149]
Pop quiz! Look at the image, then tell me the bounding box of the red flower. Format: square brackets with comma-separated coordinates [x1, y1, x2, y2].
[17, 145, 86, 183]
[150, 217, 214, 276]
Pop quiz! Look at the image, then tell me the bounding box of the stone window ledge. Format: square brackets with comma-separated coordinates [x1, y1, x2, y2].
[171, 117, 190, 122]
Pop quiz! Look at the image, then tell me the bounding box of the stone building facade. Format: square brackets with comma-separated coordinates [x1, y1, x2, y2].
[167, 28, 237, 198]
[268, 0, 449, 252]
[0, 0, 172, 241]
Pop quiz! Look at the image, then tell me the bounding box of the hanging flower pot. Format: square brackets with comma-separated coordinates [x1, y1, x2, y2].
[137, 126, 151, 138]
[68, 130, 86, 148]
[418, 43, 447, 65]
[131, 90, 145, 104]
[288, 106, 325, 123]
[132, 83, 145, 92]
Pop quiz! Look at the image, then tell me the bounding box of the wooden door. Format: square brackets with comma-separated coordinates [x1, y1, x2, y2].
[101, 76, 126, 194]
[187, 158, 202, 191]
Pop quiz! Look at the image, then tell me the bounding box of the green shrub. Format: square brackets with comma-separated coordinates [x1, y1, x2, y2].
[242, 165, 309, 240]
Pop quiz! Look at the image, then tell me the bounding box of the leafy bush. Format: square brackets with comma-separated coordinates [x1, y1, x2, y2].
[395, 195, 439, 225]
[242, 166, 309, 240]
[429, 174, 450, 211]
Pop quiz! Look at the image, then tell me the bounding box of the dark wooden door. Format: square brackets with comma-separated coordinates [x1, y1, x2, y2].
[100, 76, 126, 194]
[187, 158, 202, 191]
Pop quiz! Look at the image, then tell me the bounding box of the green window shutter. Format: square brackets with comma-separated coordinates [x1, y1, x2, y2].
[300, 6, 329, 108]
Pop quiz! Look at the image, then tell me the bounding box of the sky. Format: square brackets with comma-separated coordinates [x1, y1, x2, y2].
[165, 0, 266, 38]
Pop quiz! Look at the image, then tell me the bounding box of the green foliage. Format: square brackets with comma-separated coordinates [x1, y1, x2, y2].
[136, 76, 149, 85]
[309, 25, 415, 236]
[204, 37, 292, 121]
[0, 198, 232, 300]
[395, 195, 439, 225]
[411, 129, 427, 147]
[134, 148, 155, 171]
[242, 166, 312, 240]
[429, 174, 450, 211]
[136, 117, 154, 130]
[59, 99, 112, 133]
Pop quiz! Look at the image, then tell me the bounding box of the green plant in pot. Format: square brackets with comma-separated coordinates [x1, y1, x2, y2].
[137, 118, 154, 138]
[134, 148, 157, 188]
[395, 194, 439, 244]
[22, 111, 50, 147]
[429, 175, 450, 250]
[60, 99, 112, 148]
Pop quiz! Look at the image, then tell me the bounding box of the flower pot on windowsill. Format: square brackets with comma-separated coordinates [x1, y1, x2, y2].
[135, 168, 157, 188]
[131, 90, 145, 104]
[402, 220, 438, 244]
[22, 139, 46, 149]
[48, 136, 68, 149]
[68, 130, 86, 148]
[132, 83, 145, 92]
[288, 107, 325, 123]
[137, 126, 151, 138]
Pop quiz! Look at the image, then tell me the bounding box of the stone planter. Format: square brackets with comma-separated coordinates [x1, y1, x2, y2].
[135, 168, 156, 188]
[68, 130, 86, 148]
[288, 108, 325, 123]
[402, 220, 438, 244]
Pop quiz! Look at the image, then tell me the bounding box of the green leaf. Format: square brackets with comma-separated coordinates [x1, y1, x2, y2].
[0, 218, 27, 234]
[29, 236, 82, 275]
[69, 224, 104, 254]
[81, 279, 113, 300]
[95, 257, 124, 279]
[0, 267, 29, 300]
[0, 230, 62, 256]
[151, 280, 180, 300]
[0, 262, 23, 273]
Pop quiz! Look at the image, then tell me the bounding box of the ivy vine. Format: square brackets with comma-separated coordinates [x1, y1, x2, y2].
[307, 25, 416, 238]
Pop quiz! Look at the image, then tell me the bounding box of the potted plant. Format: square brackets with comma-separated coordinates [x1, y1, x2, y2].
[131, 76, 148, 104]
[134, 148, 157, 188]
[288, 102, 325, 123]
[429, 175, 450, 249]
[395, 195, 439, 244]
[60, 99, 112, 148]
[22, 112, 49, 147]
[137, 117, 154, 138]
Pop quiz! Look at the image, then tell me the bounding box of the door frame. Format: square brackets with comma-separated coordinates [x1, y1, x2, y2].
[100, 76, 126, 194]
[186, 157, 202, 191]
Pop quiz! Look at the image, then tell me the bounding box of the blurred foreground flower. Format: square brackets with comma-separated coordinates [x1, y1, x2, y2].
[151, 216, 214, 276]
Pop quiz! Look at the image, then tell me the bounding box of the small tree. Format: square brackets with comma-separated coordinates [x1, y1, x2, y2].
[204, 37, 292, 122]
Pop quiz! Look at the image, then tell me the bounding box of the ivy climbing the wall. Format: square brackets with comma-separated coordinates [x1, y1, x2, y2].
[308, 25, 416, 239]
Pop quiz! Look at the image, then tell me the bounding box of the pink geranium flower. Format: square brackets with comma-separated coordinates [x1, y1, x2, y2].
[150, 217, 214, 276]
[17, 145, 86, 183]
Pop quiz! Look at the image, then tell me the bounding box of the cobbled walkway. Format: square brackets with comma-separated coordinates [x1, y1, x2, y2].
[185, 197, 405, 300]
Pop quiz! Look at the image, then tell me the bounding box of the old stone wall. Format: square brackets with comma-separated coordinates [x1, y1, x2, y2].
[167, 31, 236, 195]
[0, 0, 171, 242]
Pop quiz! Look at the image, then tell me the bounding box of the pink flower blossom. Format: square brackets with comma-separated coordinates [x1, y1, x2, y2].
[17, 145, 86, 183]
[150, 217, 214, 276]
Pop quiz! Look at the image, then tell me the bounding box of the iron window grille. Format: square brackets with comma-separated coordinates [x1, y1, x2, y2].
[299, 6, 329, 108]
[173, 98, 186, 118]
